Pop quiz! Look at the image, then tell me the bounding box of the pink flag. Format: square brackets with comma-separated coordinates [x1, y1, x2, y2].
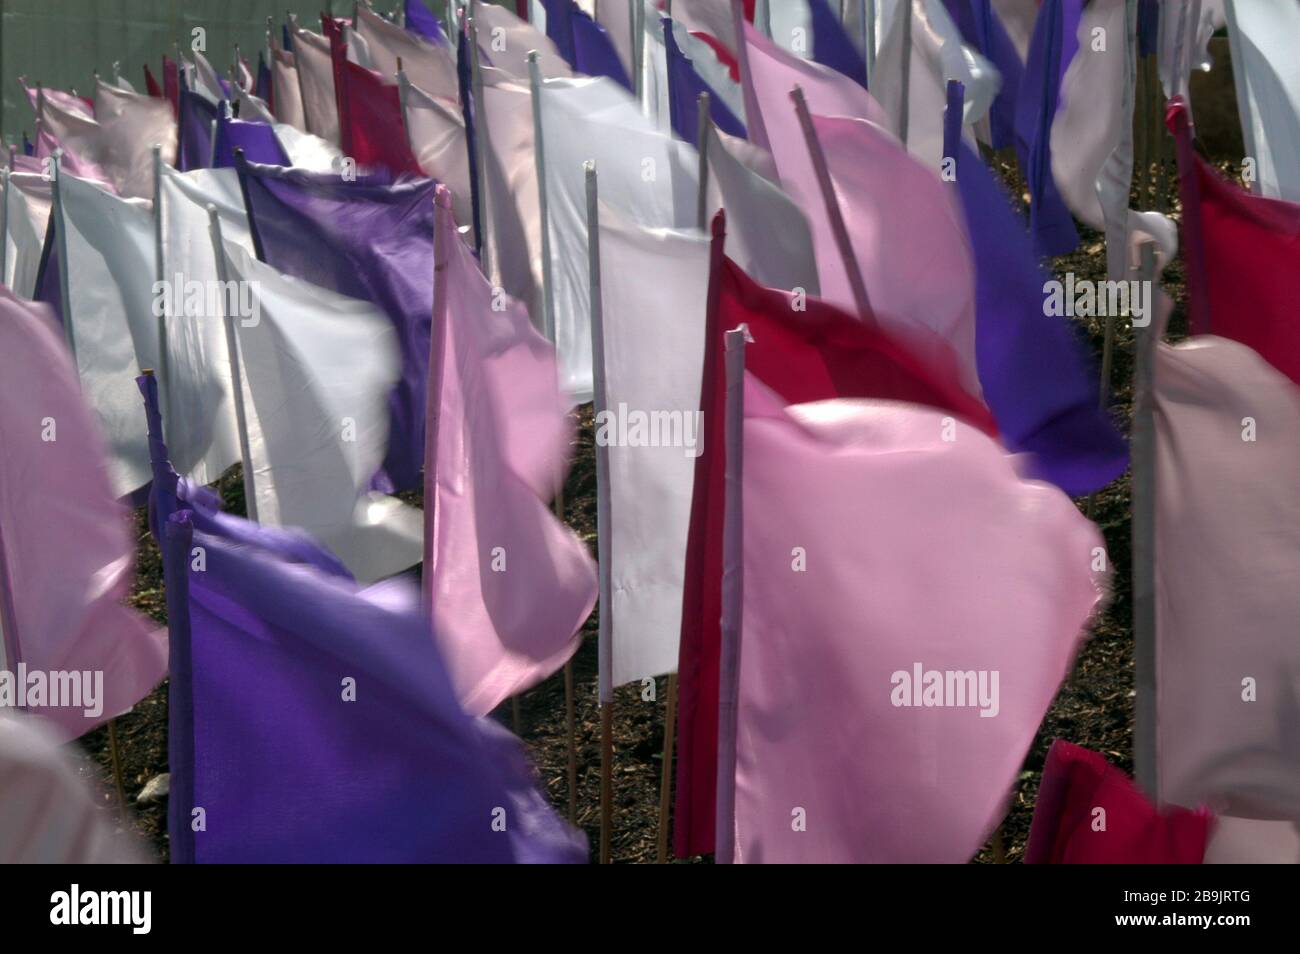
[34, 126, 114, 190]
[1154, 334, 1300, 833]
[423, 187, 597, 716]
[92, 79, 176, 199]
[0, 289, 167, 741]
[724, 372, 1104, 863]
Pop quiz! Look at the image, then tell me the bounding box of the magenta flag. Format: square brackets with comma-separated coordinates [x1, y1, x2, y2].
[724, 373, 1104, 863]
[423, 188, 596, 716]
[0, 289, 166, 741]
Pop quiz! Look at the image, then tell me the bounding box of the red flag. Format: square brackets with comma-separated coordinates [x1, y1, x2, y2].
[162, 55, 179, 119]
[1026, 741, 1213, 864]
[1169, 97, 1300, 386]
[144, 63, 163, 99]
[673, 212, 996, 857]
[326, 14, 422, 175]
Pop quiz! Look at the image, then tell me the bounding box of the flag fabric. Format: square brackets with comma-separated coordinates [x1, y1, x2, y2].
[664, 16, 746, 145]
[216, 238, 424, 585]
[293, 24, 340, 143]
[809, 0, 867, 88]
[271, 123, 345, 172]
[233, 82, 277, 125]
[871, 0, 1001, 168]
[945, 0, 1026, 149]
[536, 75, 697, 402]
[256, 51, 273, 107]
[405, 0, 449, 47]
[34, 125, 113, 188]
[701, 124, 818, 295]
[163, 55, 180, 118]
[160, 507, 584, 863]
[2, 168, 51, 298]
[403, 79, 473, 230]
[190, 49, 229, 103]
[542, 0, 579, 68]
[177, 87, 218, 171]
[238, 161, 436, 493]
[674, 218, 997, 857]
[724, 372, 1104, 863]
[1153, 333, 1300, 850]
[271, 48, 307, 130]
[572, 8, 634, 91]
[954, 138, 1129, 496]
[1026, 741, 1213, 864]
[155, 164, 253, 487]
[1158, 0, 1224, 107]
[0, 287, 167, 741]
[0, 713, 140, 862]
[37, 171, 158, 497]
[355, 3, 458, 100]
[328, 27, 425, 176]
[1014, 0, 1083, 257]
[772, 108, 982, 393]
[594, 207, 710, 698]
[639, 3, 674, 133]
[144, 63, 164, 99]
[1172, 99, 1300, 386]
[212, 110, 290, 168]
[595, 0, 635, 79]
[475, 2, 573, 80]
[425, 188, 596, 715]
[677, 24, 747, 121]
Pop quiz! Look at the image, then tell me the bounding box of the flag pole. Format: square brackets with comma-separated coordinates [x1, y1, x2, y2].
[586, 159, 614, 864]
[468, 13, 492, 280]
[862, 0, 876, 89]
[631, 0, 643, 102]
[789, 85, 874, 321]
[49, 151, 78, 364]
[527, 49, 578, 818]
[396, 67, 416, 161]
[151, 144, 173, 446]
[1131, 239, 1158, 795]
[0, 166, 10, 286]
[205, 202, 259, 523]
[715, 324, 749, 865]
[695, 92, 712, 231]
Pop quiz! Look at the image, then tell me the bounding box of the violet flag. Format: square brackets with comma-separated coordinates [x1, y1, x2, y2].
[161, 509, 586, 863]
[405, 0, 449, 47]
[213, 110, 290, 168]
[1014, 0, 1082, 257]
[664, 16, 746, 145]
[237, 160, 436, 493]
[954, 137, 1128, 496]
[425, 188, 596, 715]
[572, 8, 633, 91]
[0, 288, 166, 742]
[723, 372, 1105, 863]
[809, 0, 867, 88]
[945, 0, 1025, 149]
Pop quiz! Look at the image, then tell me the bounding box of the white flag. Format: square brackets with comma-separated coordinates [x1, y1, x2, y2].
[2, 170, 51, 298]
[356, 4, 458, 99]
[1225, 0, 1300, 202]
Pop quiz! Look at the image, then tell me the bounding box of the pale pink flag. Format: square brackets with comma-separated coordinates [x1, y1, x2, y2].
[271, 48, 307, 130]
[424, 187, 597, 717]
[0, 289, 167, 742]
[726, 373, 1104, 863]
[92, 79, 176, 199]
[1154, 335, 1300, 840]
[34, 125, 114, 190]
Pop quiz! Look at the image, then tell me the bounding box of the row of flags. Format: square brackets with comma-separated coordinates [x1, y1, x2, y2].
[0, 0, 1296, 863]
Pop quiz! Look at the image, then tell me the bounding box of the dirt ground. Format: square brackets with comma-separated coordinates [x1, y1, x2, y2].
[65, 131, 1223, 865]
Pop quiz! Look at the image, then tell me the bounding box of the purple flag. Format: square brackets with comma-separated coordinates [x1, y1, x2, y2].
[161, 508, 587, 863]
[178, 87, 217, 171]
[237, 160, 435, 492]
[255, 51, 273, 105]
[405, 0, 449, 47]
[664, 18, 746, 146]
[1014, 0, 1082, 257]
[542, 0, 579, 68]
[955, 139, 1127, 496]
[946, 0, 1024, 150]
[213, 110, 290, 168]
[572, 9, 633, 91]
[809, 0, 867, 88]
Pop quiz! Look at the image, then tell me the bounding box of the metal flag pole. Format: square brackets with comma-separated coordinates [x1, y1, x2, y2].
[151, 144, 173, 445]
[205, 203, 259, 524]
[586, 159, 615, 864]
[1131, 240, 1159, 795]
[695, 91, 713, 233]
[715, 324, 749, 865]
[527, 48, 579, 822]
[789, 85, 874, 322]
[49, 152, 78, 365]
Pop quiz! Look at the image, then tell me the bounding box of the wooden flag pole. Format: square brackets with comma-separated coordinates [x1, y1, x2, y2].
[789, 86, 874, 321]
[206, 200, 260, 523]
[715, 326, 749, 865]
[585, 160, 614, 864]
[696, 92, 712, 232]
[1131, 240, 1158, 794]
